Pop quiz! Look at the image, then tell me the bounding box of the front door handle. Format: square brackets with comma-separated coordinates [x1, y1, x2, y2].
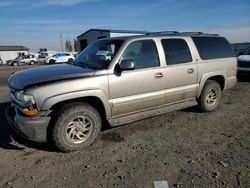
[154, 72, 164, 79]
[187, 68, 194, 74]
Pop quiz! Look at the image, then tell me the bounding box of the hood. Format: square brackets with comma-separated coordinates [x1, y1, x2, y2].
[237, 55, 250, 62]
[9, 64, 96, 90]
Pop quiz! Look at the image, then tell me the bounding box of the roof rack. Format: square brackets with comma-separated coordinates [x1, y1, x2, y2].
[180, 32, 219, 36]
[146, 31, 180, 36]
[145, 31, 220, 37]
[180, 32, 204, 35]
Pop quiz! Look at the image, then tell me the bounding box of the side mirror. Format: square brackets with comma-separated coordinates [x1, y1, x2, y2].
[119, 59, 135, 71]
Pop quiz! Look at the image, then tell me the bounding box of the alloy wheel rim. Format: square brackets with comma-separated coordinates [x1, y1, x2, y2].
[206, 88, 218, 106]
[66, 116, 93, 144]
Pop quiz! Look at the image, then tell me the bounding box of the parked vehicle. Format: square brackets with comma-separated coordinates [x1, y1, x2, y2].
[6, 32, 237, 152]
[8, 55, 37, 66]
[45, 52, 74, 64]
[0, 57, 3, 65]
[237, 47, 250, 76]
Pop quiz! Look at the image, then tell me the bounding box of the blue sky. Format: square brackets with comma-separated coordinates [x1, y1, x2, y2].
[1, 0, 249, 51]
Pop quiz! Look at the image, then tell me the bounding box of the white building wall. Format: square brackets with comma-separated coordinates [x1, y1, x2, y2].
[29, 52, 39, 58]
[0, 51, 28, 64]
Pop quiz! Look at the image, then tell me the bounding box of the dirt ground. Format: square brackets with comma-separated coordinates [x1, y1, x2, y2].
[0, 65, 249, 188]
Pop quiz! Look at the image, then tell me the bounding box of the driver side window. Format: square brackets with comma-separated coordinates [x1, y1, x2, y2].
[122, 40, 160, 69]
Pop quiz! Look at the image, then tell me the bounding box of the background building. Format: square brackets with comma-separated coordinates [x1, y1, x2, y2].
[0, 46, 29, 64]
[76, 29, 147, 52]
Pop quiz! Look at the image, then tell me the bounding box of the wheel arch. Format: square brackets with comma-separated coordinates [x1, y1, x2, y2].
[198, 72, 226, 98]
[49, 96, 107, 121]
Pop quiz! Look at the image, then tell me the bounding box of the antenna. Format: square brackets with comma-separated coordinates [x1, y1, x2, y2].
[60, 34, 64, 52]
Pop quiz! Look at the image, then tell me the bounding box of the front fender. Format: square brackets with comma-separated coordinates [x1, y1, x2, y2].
[41, 89, 111, 117]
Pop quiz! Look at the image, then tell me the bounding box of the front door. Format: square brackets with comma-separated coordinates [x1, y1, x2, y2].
[108, 40, 166, 117]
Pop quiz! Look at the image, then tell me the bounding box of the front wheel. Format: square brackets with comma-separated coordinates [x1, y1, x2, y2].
[198, 80, 222, 112]
[52, 102, 102, 152]
[29, 60, 35, 65]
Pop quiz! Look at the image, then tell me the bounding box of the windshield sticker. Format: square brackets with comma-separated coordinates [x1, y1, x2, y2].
[96, 51, 109, 56]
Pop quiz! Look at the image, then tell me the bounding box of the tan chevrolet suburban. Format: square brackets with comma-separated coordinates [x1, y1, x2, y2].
[6, 32, 237, 151]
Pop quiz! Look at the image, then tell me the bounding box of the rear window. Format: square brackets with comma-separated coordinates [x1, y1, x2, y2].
[192, 37, 234, 60]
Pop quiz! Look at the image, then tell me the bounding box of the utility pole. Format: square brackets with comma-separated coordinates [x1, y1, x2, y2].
[60, 34, 64, 52]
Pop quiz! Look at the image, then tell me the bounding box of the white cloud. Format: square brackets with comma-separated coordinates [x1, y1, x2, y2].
[212, 27, 250, 43]
[0, 0, 99, 8]
[34, 0, 99, 7]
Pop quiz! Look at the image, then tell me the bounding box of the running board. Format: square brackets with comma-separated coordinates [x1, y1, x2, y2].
[108, 99, 197, 127]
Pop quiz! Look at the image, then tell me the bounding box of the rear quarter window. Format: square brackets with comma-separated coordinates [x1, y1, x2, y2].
[192, 37, 235, 60]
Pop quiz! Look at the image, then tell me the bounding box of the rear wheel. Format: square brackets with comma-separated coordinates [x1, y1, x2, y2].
[198, 80, 221, 112]
[52, 102, 102, 152]
[68, 58, 73, 63]
[49, 59, 55, 64]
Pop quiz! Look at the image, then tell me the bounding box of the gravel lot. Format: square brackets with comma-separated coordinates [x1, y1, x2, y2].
[0, 65, 249, 188]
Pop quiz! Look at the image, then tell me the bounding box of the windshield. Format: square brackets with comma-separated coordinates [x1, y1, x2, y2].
[15, 56, 23, 60]
[73, 39, 124, 69]
[52, 53, 61, 58]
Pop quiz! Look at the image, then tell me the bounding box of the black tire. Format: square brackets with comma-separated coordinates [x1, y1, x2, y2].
[29, 60, 35, 65]
[49, 59, 55, 64]
[52, 102, 101, 152]
[68, 58, 73, 63]
[198, 80, 222, 112]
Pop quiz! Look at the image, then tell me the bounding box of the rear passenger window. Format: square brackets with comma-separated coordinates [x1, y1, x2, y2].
[192, 37, 234, 60]
[122, 40, 160, 69]
[161, 39, 192, 65]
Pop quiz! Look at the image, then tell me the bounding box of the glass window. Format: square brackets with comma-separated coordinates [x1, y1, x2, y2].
[192, 37, 234, 60]
[122, 40, 159, 69]
[161, 39, 192, 65]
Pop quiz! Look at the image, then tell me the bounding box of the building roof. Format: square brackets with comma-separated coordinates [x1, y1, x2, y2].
[0, 45, 29, 51]
[77, 28, 148, 38]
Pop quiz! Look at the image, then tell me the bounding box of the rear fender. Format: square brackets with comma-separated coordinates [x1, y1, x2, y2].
[197, 71, 226, 97]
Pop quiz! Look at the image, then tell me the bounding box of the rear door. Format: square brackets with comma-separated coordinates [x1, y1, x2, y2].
[161, 38, 198, 103]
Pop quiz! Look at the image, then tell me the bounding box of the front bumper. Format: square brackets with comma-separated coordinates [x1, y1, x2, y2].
[5, 106, 50, 143]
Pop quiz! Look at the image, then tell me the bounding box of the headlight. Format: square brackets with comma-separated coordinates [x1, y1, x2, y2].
[14, 91, 38, 116]
[15, 91, 35, 104]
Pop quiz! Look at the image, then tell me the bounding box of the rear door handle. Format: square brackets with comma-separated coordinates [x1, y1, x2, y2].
[187, 68, 194, 74]
[154, 72, 164, 79]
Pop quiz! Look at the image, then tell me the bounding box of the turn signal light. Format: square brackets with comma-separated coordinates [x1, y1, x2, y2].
[22, 109, 38, 117]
